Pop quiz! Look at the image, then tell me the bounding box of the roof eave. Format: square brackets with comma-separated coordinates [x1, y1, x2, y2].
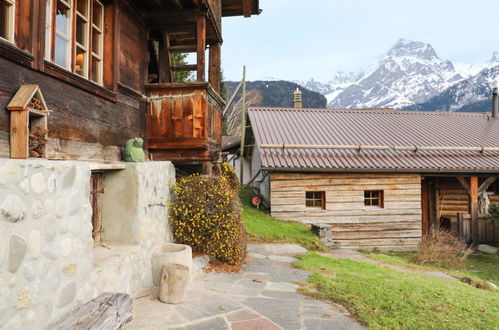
[262, 166, 499, 175]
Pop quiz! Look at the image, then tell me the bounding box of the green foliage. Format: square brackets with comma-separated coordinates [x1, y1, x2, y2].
[171, 53, 192, 83]
[220, 163, 239, 194]
[488, 203, 499, 222]
[170, 174, 246, 263]
[295, 252, 499, 329]
[240, 188, 326, 251]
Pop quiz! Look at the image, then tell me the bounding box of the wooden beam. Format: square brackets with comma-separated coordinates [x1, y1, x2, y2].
[208, 43, 221, 93]
[457, 176, 471, 196]
[169, 45, 197, 53]
[470, 176, 479, 243]
[159, 32, 173, 83]
[196, 15, 206, 82]
[478, 176, 496, 193]
[172, 64, 197, 71]
[242, 0, 252, 17]
[169, 0, 184, 9]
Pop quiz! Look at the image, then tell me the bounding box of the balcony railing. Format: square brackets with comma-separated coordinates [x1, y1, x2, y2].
[146, 82, 224, 163]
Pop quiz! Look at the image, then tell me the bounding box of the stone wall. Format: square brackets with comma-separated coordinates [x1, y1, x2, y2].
[0, 159, 175, 329]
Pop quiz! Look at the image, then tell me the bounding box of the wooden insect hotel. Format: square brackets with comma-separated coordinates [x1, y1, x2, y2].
[7, 85, 50, 159]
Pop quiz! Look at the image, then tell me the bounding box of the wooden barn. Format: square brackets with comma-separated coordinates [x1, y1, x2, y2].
[0, 0, 259, 172]
[246, 94, 499, 250]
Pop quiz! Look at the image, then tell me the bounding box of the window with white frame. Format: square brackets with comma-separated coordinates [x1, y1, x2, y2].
[0, 0, 15, 43]
[45, 0, 104, 84]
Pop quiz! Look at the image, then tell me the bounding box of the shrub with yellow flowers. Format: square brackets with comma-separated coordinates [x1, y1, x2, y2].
[170, 164, 246, 264]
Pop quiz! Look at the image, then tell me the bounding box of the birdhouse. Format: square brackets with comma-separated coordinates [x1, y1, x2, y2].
[7, 85, 51, 159]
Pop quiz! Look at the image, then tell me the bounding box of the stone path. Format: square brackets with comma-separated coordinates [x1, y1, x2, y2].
[124, 244, 364, 330]
[323, 248, 457, 280]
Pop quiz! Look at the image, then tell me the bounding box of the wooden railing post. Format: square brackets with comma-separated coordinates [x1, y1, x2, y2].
[159, 32, 173, 83]
[208, 43, 221, 93]
[470, 176, 479, 243]
[196, 16, 206, 82]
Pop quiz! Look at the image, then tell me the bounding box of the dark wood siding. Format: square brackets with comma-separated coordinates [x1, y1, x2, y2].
[0, 0, 148, 162]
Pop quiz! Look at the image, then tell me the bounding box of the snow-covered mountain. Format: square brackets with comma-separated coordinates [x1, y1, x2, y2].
[404, 61, 499, 112]
[303, 39, 496, 111]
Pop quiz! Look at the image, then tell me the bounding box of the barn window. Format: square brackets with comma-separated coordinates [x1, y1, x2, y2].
[364, 190, 384, 207]
[0, 0, 15, 42]
[45, 0, 105, 84]
[306, 191, 325, 209]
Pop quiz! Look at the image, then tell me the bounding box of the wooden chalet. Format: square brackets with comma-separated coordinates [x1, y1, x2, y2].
[0, 0, 259, 172]
[246, 99, 499, 250]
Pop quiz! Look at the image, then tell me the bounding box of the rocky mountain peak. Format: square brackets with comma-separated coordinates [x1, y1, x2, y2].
[491, 52, 499, 63]
[387, 38, 438, 60]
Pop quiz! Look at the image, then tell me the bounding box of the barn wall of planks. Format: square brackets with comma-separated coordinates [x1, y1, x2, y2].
[0, 0, 148, 162]
[270, 172, 422, 250]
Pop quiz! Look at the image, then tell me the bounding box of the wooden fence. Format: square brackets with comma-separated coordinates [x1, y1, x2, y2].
[456, 213, 499, 244]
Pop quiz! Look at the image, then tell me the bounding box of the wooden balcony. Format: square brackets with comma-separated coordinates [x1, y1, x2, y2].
[146, 82, 224, 164]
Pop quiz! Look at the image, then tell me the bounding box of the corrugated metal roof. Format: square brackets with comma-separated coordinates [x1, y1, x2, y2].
[248, 107, 499, 172]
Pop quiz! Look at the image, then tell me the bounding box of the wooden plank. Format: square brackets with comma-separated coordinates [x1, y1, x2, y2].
[52, 293, 133, 329]
[331, 230, 422, 240]
[10, 111, 29, 159]
[103, 3, 117, 91]
[159, 32, 173, 83]
[457, 176, 471, 196]
[470, 176, 479, 242]
[331, 238, 421, 246]
[196, 15, 206, 82]
[331, 221, 422, 232]
[183, 93, 194, 138]
[242, 0, 252, 17]
[169, 44, 197, 53]
[7, 85, 39, 110]
[46, 138, 122, 162]
[172, 64, 197, 71]
[173, 91, 184, 138]
[208, 42, 221, 93]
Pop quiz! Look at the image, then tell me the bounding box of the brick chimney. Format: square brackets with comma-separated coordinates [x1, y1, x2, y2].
[493, 88, 499, 118]
[293, 88, 302, 108]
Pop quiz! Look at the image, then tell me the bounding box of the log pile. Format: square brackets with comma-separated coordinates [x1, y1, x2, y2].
[52, 293, 133, 330]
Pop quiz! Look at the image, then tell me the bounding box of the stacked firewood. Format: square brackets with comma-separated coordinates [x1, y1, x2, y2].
[29, 127, 49, 158]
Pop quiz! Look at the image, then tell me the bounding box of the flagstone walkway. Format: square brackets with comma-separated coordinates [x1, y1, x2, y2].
[123, 244, 364, 330]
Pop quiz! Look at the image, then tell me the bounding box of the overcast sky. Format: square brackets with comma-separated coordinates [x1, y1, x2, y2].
[220, 0, 499, 81]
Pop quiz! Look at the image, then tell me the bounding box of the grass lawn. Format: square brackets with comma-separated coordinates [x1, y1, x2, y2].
[295, 252, 499, 330]
[240, 187, 325, 251]
[366, 250, 499, 286]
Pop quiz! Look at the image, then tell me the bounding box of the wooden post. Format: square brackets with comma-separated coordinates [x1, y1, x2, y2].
[196, 16, 206, 82]
[239, 66, 247, 184]
[202, 161, 212, 175]
[208, 43, 221, 93]
[159, 32, 173, 83]
[470, 176, 479, 243]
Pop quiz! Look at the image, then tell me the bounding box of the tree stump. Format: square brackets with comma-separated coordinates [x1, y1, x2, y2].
[159, 263, 190, 304]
